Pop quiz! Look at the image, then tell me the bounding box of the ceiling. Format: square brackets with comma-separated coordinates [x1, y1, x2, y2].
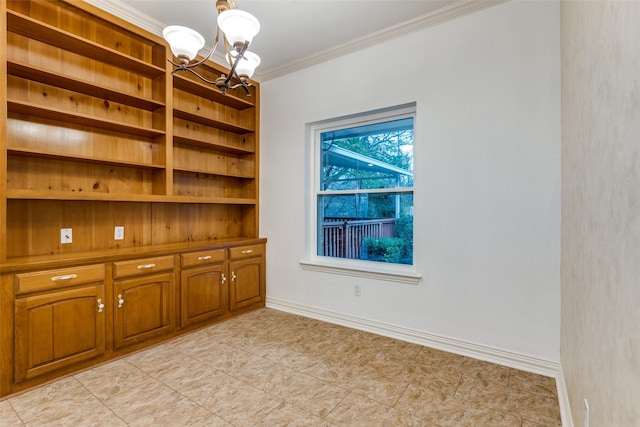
[94, 0, 491, 81]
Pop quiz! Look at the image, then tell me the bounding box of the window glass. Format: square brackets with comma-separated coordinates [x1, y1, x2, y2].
[316, 113, 414, 265]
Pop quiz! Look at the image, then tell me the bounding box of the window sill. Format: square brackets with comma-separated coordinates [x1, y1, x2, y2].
[299, 258, 422, 285]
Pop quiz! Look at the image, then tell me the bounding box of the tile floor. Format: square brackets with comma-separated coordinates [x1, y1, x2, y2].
[0, 308, 561, 426]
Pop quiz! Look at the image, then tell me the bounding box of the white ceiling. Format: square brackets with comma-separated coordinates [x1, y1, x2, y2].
[91, 0, 499, 81]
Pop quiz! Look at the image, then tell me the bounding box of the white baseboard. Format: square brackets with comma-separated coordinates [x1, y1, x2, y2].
[556, 365, 574, 427]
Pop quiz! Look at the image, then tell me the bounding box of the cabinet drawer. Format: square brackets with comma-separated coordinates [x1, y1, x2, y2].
[181, 249, 226, 268]
[15, 264, 105, 294]
[113, 256, 174, 279]
[229, 244, 264, 260]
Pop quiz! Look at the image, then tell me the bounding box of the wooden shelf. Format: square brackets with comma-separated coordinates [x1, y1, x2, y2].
[6, 189, 257, 205]
[173, 166, 254, 179]
[8, 99, 166, 138]
[173, 135, 254, 155]
[173, 108, 253, 134]
[173, 74, 255, 110]
[7, 10, 165, 79]
[8, 60, 166, 111]
[7, 147, 165, 170]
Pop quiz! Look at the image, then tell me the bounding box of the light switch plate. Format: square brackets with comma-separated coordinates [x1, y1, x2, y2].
[61, 228, 72, 244]
[114, 226, 124, 240]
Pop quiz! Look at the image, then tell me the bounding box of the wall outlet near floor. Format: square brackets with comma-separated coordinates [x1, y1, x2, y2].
[60, 228, 72, 244]
[354, 285, 361, 297]
[584, 398, 590, 427]
[114, 226, 125, 240]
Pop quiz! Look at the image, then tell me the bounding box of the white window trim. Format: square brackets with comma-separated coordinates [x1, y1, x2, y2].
[300, 103, 422, 285]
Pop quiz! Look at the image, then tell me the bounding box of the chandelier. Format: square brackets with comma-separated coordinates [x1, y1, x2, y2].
[162, 0, 260, 96]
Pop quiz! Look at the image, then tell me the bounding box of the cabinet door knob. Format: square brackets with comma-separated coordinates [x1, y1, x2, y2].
[97, 298, 105, 313]
[197, 255, 212, 261]
[231, 272, 237, 282]
[221, 273, 226, 284]
[50, 274, 78, 282]
[117, 294, 125, 308]
[137, 263, 156, 270]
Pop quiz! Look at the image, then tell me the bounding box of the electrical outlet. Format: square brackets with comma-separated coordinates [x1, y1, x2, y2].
[60, 228, 72, 244]
[114, 226, 125, 240]
[354, 285, 361, 297]
[584, 398, 590, 427]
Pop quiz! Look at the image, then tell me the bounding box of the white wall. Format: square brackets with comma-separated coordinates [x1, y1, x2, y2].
[260, 0, 560, 362]
[561, 1, 640, 425]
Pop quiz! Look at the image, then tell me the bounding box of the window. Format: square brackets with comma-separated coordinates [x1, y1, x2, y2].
[305, 104, 416, 279]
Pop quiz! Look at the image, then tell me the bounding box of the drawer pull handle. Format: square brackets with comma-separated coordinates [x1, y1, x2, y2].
[231, 272, 237, 282]
[51, 274, 78, 282]
[137, 263, 156, 270]
[197, 255, 212, 261]
[117, 294, 124, 308]
[97, 299, 105, 313]
[221, 273, 226, 284]
[241, 249, 253, 254]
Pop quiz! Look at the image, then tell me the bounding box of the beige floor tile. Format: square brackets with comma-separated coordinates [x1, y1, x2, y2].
[181, 370, 283, 427]
[509, 369, 558, 398]
[365, 351, 459, 393]
[458, 358, 511, 386]
[252, 401, 337, 426]
[252, 364, 349, 417]
[0, 400, 24, 426]
[101, 376, 214, 426]
[454, 373, 511, 404]
[396, 383, 520, 427]
[325, 392, 427, 427]
[74, 358, 151, 401]
[8, 377, 126, 426]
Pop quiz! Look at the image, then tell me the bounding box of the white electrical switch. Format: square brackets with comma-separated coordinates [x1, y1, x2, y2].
[114, 226, 125, 240]
[61, 228, 72, 244]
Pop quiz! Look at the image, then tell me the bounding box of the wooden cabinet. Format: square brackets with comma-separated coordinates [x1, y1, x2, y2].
[13, 265, 106, 383]
[112, 256, 175, 349]
[229, 244, 266, 311]
[180, 249, 228, 327]
[0, 0, 265, 399]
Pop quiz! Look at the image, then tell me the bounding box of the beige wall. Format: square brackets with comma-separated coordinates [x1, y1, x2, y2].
[561, 1, 640, 425]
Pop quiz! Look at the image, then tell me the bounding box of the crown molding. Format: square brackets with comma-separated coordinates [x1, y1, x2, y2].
[257, 0, 508, 81]
[85, 0, 508, 82]
[83, 0, 165, 35]
[84, 0, 231, 70]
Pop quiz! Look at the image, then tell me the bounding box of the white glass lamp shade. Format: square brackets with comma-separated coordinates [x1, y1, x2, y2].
[163, 25, 205, 60]
[232, 51, 260, 78]
[217, 9, 260, 47]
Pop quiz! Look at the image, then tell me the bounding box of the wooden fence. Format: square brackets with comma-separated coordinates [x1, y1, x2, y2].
[321, 218, 396, 259]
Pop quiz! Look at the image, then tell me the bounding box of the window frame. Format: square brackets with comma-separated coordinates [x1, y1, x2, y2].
[301, 104, 422, 285]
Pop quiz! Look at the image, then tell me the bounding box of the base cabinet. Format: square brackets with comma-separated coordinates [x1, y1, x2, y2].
[2, 240, 265, 397]
[229, 245, 266, 311]
[113, 272, 175, 350]
[14, 283, 106, 383]
[180, 249, 228, 328]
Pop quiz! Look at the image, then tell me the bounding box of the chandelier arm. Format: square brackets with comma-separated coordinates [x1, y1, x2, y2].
[167, 58, 183, 69]
[229, 82, 251, 95]
[224, 41, 249, 86]
[179, 67, 221, 85]
[184, 40, 219, 69]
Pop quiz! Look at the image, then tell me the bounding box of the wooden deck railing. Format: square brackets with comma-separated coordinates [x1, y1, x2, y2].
[322, 218, 396, 259]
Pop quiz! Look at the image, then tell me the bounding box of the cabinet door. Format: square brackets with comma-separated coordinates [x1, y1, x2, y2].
[15, 285, 106, 382]
[113, 272, 174, 349]
[180, 264, 228, 327]
[229, 256, 265, 311]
